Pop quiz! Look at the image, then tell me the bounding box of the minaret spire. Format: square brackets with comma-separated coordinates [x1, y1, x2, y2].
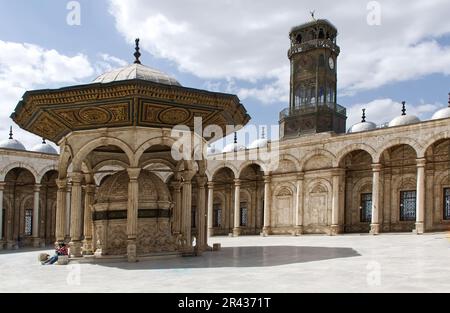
[134, 38, 142, 64]
[401, 101, 407, 116]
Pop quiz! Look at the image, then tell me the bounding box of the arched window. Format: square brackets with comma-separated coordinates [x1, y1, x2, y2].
[360, 193, 372, 222]
[328, 88, 334, 103]
[240, 203, 248, 227]
[444, 188, 450, 220]
[319, 87, 325, 103]
[318, 29, 325, 39]
[213, 204, 222, 227]
[25, 209, 33, 236]
[400, 191, 416, 221]
[296, 34, 302, 44]
[319, 54, 325, 67]
[295, 87, 302, 108]
[310, 88, 316, 105]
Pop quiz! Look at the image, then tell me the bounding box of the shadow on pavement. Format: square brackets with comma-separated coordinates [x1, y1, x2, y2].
[97, 245, 360, 270]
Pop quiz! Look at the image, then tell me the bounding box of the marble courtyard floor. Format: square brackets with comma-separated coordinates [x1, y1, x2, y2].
[0, 233, 449, 293]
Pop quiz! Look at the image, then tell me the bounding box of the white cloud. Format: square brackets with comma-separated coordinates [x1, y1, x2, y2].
[346, 98, 441, 128]
[94, 53, 128, 76]
[0, 40, 94, 149]
[108, 0, 450, 102]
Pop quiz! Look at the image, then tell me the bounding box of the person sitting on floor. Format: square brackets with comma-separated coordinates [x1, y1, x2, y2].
[42, 243, 68, 265]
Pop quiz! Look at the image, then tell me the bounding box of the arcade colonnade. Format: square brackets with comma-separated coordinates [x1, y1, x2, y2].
[0, 152, 59, 250]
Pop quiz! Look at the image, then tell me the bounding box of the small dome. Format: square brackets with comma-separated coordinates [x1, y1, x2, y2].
[207, 145, 221, 155]
[388, 101, 420, 127]
[223, 143, 246, 153]
[249, 138, 269, 149]
[348, 109, 377, 133]
[223, 132, 246, 153]
[93, 63, 181, 86]
[348, 122, 377, 133]
[31, 140, 58, 154]
[0, 138, 26, 151]
[0, 127, 26, 151]
[389, 115, 420, 127]
[432, 107, 450, 120]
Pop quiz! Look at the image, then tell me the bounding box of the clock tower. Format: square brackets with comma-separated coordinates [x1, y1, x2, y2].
[280, 19, 347, 139]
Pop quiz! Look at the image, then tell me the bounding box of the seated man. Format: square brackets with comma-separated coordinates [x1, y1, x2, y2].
[42, 243, 68, 265]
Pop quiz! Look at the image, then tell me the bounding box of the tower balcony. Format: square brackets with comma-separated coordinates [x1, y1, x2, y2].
[280, 102, 347, 120]
[288, 39, 340, 59]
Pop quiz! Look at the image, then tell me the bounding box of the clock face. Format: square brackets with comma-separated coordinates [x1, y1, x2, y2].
[328, 57, 335, 70]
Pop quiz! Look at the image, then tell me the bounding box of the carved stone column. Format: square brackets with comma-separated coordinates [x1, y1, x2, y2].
[32, 184, 41, 247]
[262, 175, 272, 236]
[207, 182, 214, 237]
[0, 182, 5, 249]
[171, 181, 182, 234]
[330, 168, 344, 236]
[415, 158, 426, 235]
[196, 176, 207, 252]
[69, 173, 84, 258]
[127, 168, 141, 262]
[370, 164, 382, 235]
[83, 184, 95, 255]
[295, 173, 304, 235]
[65, 183, 72, 241]
[181, 170, 195, 250]
[55, 179, 67, 243]
[233, 179, 241, 237]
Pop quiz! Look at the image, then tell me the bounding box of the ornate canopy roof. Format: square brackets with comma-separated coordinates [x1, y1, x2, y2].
[11, 39, 250, 143]
[11, 80, 250, 143]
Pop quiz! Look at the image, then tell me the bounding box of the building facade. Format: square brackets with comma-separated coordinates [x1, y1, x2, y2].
[1, 20, 450, 260]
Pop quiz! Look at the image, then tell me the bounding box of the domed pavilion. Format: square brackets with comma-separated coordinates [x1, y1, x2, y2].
[11, 39, 250, 261]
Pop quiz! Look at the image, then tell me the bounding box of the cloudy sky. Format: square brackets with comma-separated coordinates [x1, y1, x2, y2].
[1, 0, 450, 149]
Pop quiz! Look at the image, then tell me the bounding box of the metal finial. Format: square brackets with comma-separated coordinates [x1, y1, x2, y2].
[310, 10, 316, 21]
[134, 38, 141, 64]
[448, 93, 450, 108]
[234, 132, 238, 144]
[42, 138, 46, 144]
[401, 101, 406, 116]
[362, 109, 366, 123]
[8, 126, 13, 140]
[261, 127, 266, 139]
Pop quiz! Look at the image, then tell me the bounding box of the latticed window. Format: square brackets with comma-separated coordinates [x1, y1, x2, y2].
[240, 205, 248, 227]
[25, 209, 33, 236]
[444, 188, 450, 220]
[213, 205, 222, 227]
[400, 191, 416, 221]
[360, 193, 372, 223]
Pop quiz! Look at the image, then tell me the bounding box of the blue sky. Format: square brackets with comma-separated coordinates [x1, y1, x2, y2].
[1, 0, 450, 149]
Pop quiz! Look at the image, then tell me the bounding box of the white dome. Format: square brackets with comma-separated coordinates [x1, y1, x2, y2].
[389, 115, 420, 127]
[32, 142, 58, 154]
[0, 138, 26, 151]
[432, 107, 450, 120]
[207, 145, 221, 155]
[93, 63, 181, 86]
[249, 138, 269, 149]
[348, 121, 377, 133]
[223, 143, 246, 153]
